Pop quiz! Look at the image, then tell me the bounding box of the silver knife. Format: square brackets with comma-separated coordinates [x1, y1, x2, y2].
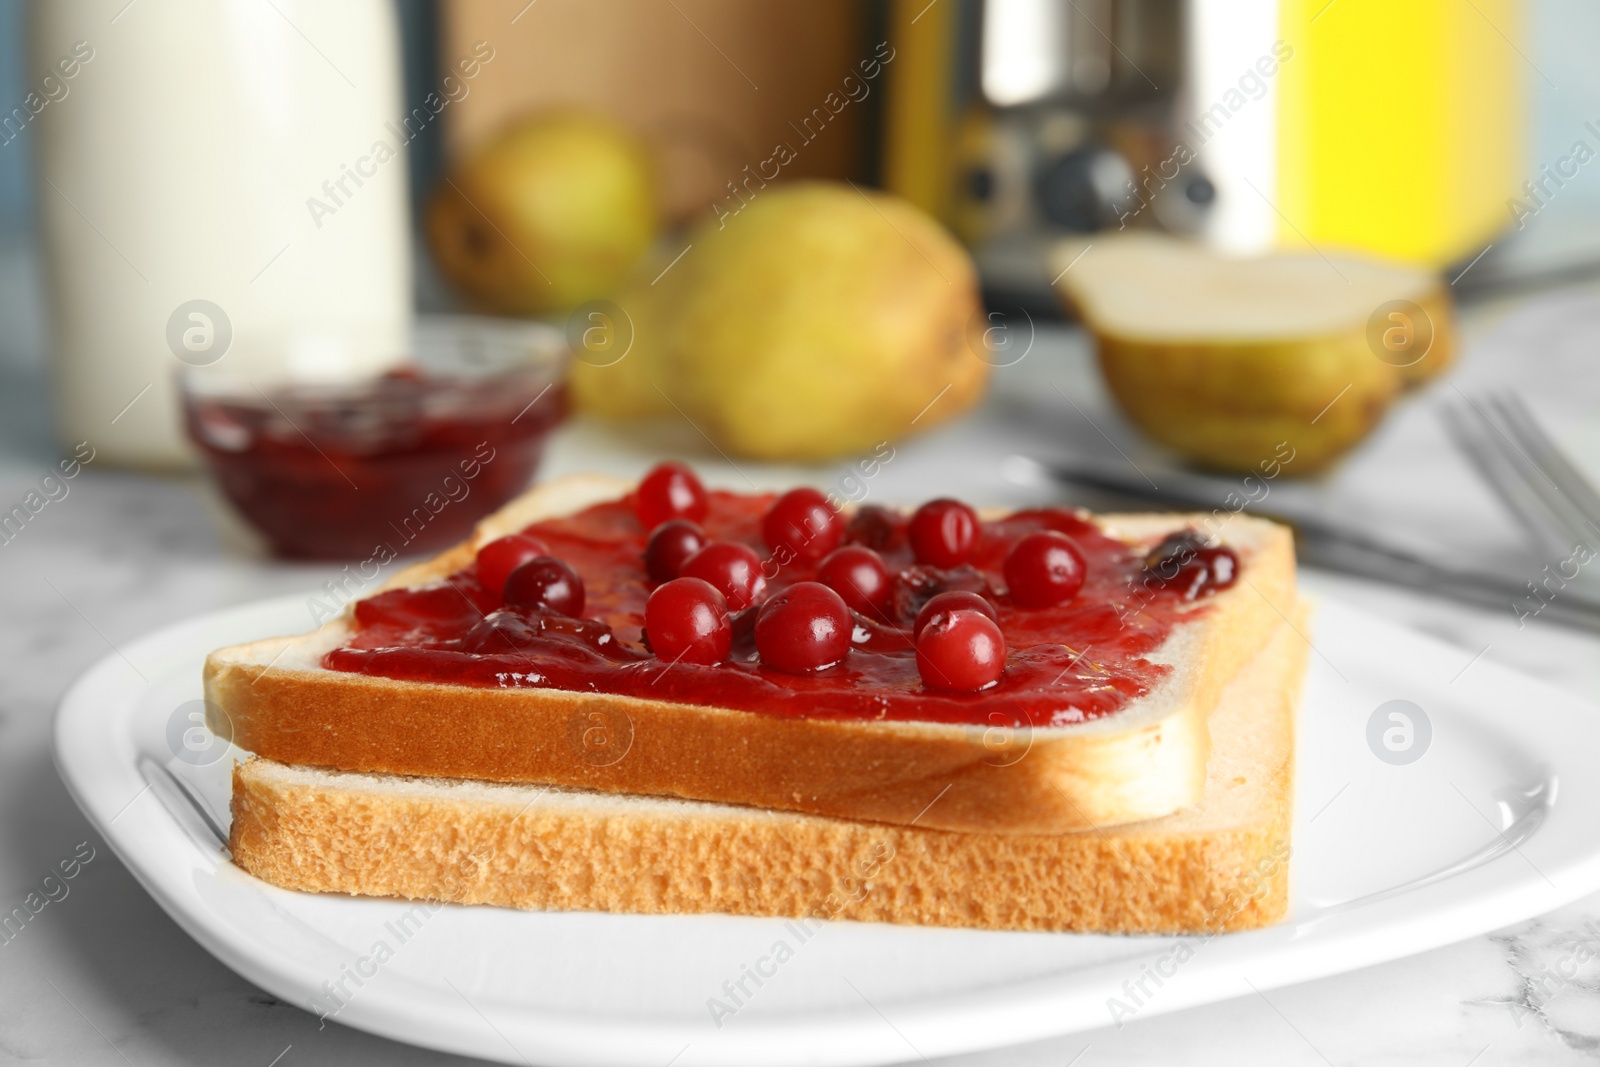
[1016, 455, 1600, 633]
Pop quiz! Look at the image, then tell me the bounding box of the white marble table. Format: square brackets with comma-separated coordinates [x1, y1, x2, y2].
[3, 230, 1600, 1064]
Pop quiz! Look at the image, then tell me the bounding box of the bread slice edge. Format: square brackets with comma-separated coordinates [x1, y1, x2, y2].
[228, 604, 1307, 934]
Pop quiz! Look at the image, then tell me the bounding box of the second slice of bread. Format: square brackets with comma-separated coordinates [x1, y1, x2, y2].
[207, 475, 1298, 835]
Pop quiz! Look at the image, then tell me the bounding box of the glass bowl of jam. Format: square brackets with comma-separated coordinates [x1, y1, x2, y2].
[181, 316, 568, 559]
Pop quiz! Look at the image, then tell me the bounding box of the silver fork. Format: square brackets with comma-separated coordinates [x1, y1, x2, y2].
[1440, 390, 1600, 583]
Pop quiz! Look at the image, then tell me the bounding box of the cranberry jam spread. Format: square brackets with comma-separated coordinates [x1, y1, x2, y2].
[323, 465, 1240, 728]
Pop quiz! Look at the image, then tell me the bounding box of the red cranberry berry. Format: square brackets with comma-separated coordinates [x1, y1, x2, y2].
[644, 519, 708, 583]
[754, 581, 853, 673]
[1144, 531, 1240, 600]
[644, 577, 731, 666]
[913, 590, 999, 639]
[680, 541, 767, 611]
[762, 487, 843, 563]
[845, 505, 906, 552]
[635, 461, 708, 530]
[908, 498, 980, 567]
[1004, 530, 1088, 609]
[1145, 530, 1204, 574]
[476, 533, 551, 597]
[817, 546, 892, 619]
[503, 557, 585, 616]
[916, 609, 1006, 691]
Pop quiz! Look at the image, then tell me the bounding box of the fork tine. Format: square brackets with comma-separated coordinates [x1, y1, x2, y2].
[1453, 392, 1597, 554]
[1472, 396, 1600, 547]
[1493, 393, 1600, 538]
[1476, 394, 1599, 556]
[1440, 402, 1573, 559]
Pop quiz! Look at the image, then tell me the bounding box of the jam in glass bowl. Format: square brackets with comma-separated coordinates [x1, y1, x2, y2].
[181, 316, 568, 559]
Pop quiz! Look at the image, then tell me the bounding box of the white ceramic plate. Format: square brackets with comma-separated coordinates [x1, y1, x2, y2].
[53, 592, 1600, 1066]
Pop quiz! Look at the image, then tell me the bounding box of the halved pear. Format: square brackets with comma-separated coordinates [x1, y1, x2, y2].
[1052, 234, 1453, 475]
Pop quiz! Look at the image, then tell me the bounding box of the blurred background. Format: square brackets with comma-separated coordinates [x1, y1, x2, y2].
[1, 0, 1599, 591]
[7, 6, 1600, 1061]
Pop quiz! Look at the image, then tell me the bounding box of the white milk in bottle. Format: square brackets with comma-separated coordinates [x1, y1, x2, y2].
[30, 0, 413, 467]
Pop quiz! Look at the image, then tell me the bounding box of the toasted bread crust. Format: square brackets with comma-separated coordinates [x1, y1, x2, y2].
[229, 613, 1306, 934]
[207, 475, 1298, 835]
